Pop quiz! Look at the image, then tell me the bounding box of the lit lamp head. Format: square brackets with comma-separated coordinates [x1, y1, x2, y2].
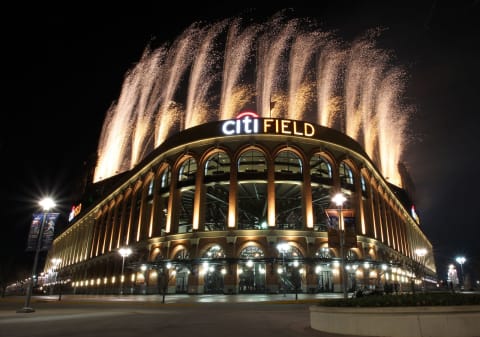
[332, 193, 346, 207]
[276, 242, 290, 253]
[455, 256, 466, 265]
[40, 197, 56, 211]
[118, 247, 132, 258]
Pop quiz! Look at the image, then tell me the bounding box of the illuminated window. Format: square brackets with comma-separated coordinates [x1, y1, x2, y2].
[315, 247, 332, 258]
[205, 151, 230, 177]
[310, 154, 332, 180]
[175, 249, 190, 259]
[238, 149, 266, 173]
[311, 155, 333, 231]
[240, 246, 265, 259]
[361, 175, 366, 192]
[203, 245, 226, 258]
[274, 150, 302, 174]
[178, 158, 197, 183]
[161, 166, 171, 189]
[157, 166, 171, 235]
[339, 162, 354, 186]
[148, 179, 154, 196]
[346, 249, 357, 261]
[177, 157, 196, 233]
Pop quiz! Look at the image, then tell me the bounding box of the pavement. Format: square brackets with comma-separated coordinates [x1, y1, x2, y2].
[0, 293, 364, 337]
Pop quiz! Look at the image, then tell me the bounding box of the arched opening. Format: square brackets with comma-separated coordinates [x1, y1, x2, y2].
[238, 246, 266, 293]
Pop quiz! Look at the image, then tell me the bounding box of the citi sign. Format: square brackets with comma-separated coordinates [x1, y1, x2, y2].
[221, 111, 315, 137]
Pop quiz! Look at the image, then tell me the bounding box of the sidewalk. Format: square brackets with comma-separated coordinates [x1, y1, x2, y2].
[1, 291, 345, 305]
[0, 293, 365, 337]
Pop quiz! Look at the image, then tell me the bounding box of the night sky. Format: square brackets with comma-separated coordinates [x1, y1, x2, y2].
[2, 1, 479, 284]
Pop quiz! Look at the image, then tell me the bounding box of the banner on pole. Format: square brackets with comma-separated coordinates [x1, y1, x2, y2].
[325, 209, 355, 229]
[26, 213, 60, 251]
[325, 209, 357, 249]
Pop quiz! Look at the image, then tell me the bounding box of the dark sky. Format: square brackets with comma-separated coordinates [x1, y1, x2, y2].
[2, 1, 479, 283]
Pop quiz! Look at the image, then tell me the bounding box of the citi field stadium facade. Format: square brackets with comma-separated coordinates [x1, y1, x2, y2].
[44, 112, 436, 296]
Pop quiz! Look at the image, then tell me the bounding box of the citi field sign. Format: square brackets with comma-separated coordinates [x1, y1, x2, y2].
[221, 111, 316, 137]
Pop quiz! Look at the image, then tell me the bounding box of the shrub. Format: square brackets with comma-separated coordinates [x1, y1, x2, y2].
[317, 292, 480, 307]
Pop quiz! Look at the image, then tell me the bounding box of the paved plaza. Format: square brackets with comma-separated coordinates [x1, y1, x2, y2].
[0, 293, 359, 337]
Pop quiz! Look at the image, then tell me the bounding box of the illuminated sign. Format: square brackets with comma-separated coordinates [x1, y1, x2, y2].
[411, 205, 420, 224]
[221, 111, 316, 137]
[222, 111, 259, 135]
[68, 203, 82, 222]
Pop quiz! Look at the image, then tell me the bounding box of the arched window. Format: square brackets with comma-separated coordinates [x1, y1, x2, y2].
[155, 166, 171, 235]
[238, 149, 266, 173]
[203, 245, 226, 259]
[315, 247, 333, 259]
[204, 151, 230, 231]
[121, 191, 132, 245]
[274, 150, 302, 174]
[275, 150, 303, 230]
[131, 186, 143, 242]
[178, 157, 197, 183]
[361, 175, 366, 192]
[147, 179, 154, 196]
[205, 151, 230, 177]
[339, 162, 354, 188]
[177, 158, 197, 233]
[237, 149, 267, 230]
[144, 178, 154, 238]
[346, 249, 357, 261]
[310, 154, 332, 180]
[174, 249, 190, 260]
[276, 243, 303, 258]
[239, 246, 265, 259]
[160, 166, 171, 190]
[311, 155, 333, 231]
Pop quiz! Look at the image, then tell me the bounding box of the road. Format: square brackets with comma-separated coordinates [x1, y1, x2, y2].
[0, 294, 349, 337]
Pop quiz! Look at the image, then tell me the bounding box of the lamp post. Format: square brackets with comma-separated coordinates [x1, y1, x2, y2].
[455, 256, 466, 290]
[447, 264, 458, 292]
[415, 248, 427, 292]
[118, 247, 132, 295]
[18, 197, 56, 313]
[277, 242, 290, 297]
[292, 260, 301, 301]
[161, 262, 175, 304]
[332, 193, 348, 299]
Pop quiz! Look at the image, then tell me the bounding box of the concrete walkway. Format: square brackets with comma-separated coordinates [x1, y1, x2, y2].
[0, 293, 366, 337]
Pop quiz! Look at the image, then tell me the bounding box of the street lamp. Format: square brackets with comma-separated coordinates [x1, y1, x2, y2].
[415, 248, 427, 292]
[118, 247, 132, 295]
[18, 197, 56, 313]
[277, 242, 290, 297]
[161, 262, 175, 303]
[447, 264, 458, 292]
[455, 256, 466, 290]
[332, 193, 348, 299]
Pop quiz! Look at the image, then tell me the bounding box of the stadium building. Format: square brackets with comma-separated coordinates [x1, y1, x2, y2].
[43, 111, 436, 296]
[40, 15, 437, 296]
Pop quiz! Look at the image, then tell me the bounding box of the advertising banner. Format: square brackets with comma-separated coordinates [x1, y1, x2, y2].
[325, 209, 357, 248]
[26, 212, 60, 251]
[325, 209, 355, 229]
